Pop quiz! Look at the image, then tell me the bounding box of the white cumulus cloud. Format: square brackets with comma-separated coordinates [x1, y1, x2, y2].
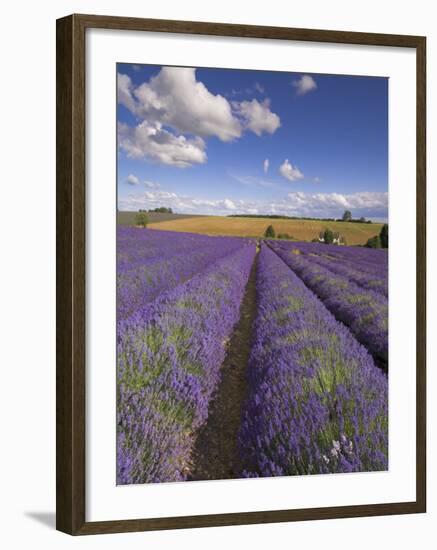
[118, 68, 241, 142]
[126, 174, 140, 185]
[233, 99, 281, 136]
[119, 190, 240, 216]
[143, 180, 160, 189]
[279, 159, 304, 182]
[263, 159, 269, 173]
[292, 75, 317, 96]
[285, 191, 388, 218]
[118, 121, 207, 168]
[118, 188, 388, 220]
[117, 73, 137, 113]
[222, 198, 236, 210]
[118, 68, 281, 168]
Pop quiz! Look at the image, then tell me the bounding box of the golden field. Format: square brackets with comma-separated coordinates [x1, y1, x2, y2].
[148, 216, 383, 246]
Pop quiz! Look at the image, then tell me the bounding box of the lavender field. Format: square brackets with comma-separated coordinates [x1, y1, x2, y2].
[116, 227, 388, 484]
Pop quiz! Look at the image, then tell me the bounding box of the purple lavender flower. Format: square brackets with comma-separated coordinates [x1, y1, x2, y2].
[117, 227, 251, 320]
[117, 235, 256, 484]
[239, 244, 388, 477]
[269, 241, 388, 362]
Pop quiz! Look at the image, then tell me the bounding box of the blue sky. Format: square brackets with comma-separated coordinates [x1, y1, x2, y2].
[117, 63, 388, 221]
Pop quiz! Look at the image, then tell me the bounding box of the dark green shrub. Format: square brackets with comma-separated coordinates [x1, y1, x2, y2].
[135, 212, 149, 227]
[264, 225, 276, 238]
[365, 235, 382, 248]
[323, 229, 334, 244]
[380, 224, 388, 248]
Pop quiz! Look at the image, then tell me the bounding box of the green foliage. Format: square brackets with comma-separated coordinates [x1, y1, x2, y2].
[148, 207, 173, 213]
[380, 224, 388, 248]
[365, 235, 382, 249]
[323, 229, 335, 244]
[342, 210, 352, 222]
[135, 212, 149, 227]
[264, 224, 276, 238]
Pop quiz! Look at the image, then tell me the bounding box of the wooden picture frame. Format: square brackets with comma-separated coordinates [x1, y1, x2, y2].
[56, 13, 426, 535]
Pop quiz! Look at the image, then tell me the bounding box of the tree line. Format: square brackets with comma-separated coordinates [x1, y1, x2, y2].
[229, 210, 373, 224]
[138, 207, 173, 214]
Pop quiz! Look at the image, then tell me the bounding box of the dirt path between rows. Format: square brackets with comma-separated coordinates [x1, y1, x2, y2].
[188, 248, 259, 481]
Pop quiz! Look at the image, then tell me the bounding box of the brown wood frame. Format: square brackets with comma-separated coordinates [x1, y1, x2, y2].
[56, 13, 427, 536]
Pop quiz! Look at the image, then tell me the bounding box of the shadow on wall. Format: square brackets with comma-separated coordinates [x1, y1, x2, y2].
[24, 511, 56, 529]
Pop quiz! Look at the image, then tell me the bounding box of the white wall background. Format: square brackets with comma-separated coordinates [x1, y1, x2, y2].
[0, 0, 434, 547]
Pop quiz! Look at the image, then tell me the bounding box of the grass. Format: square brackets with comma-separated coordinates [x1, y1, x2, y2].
[144, 215, 382, 245]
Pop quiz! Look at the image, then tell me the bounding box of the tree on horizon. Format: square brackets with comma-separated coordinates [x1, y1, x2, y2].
[264, 225, 276, 238]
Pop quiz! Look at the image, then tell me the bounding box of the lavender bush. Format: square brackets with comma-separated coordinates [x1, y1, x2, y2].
[270, 243, 388, 362]
[271, 241, 387, 297]
[117, 242, 256, 484]
[287, 241, 388, 273]
[239, 245, 388, 477]
[118, 227, 249, 320]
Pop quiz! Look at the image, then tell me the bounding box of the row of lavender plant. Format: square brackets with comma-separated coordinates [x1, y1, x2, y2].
[117, 226, 232, 269]
[239, 244, 388, 477]
[117, 227, 250, 320]
[269, 243, 388, 362]
[307, 241, 388, 270]
[117, 243, 256, 484]
[275, 241, 387, 277]
[272, 241, 387, 297]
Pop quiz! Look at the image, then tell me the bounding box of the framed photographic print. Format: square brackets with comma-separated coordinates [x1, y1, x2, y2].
[56, 14, 426, 535]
